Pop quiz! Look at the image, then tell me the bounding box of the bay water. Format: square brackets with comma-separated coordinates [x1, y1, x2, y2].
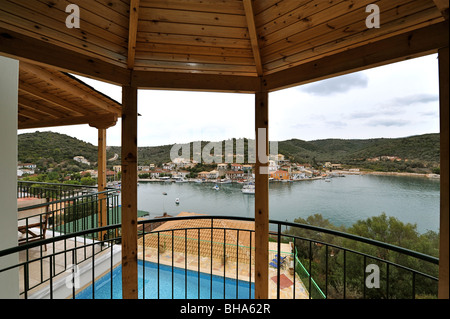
[136, 175, 440, 234]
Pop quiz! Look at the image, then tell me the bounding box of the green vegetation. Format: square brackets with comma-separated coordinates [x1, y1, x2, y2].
[284, 213, 439, 299]
[18, 131, 440, 174]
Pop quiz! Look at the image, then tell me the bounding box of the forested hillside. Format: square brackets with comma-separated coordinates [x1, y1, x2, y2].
[18, 131, 440, 173]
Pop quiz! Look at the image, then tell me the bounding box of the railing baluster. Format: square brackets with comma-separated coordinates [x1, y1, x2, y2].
[277, 223, 281, 299]
[210, 219, 213, 299]
[236, 229, 239, 299]
[363, 255, 367, 299]
[293, 238, 296, 299]
[386, 263, 389, 299]
[198, 228, 200, 299]
[172, 229, 174, 299]
[309, 240, 312, 299]
[249, 230, 252, 299]
[343, 250, 347, 299]
[325, 244, 328, 299]
[157, 232, 160, 299]
[224, 228, 226, 299]
[185, 228, 187, 299]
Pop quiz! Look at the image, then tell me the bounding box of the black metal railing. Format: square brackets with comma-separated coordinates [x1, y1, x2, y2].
[18, 187, 120, 244]
[0, 215, 439, 299]
[17, 180, 99, 200]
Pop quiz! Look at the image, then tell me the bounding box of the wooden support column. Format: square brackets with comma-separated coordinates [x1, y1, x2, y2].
[438, 46, 449, 299]
[254, 77, 269, 299]
[89, 117, 118, 241]
[97, 128, 107, 239]
[121, 85, 138, 299]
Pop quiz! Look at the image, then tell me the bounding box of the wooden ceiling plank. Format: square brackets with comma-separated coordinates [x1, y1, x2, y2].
[243, 0, 263, 75]
[264, 21, 449, 91]
[139, 7, 247, 27]
[18, 104, 49, 121]
[1, 1, 128, 64]
[433, 0, 449, 20]
[0, 27, 130, 85]
[261, 0, 440, 62]
[254, 0, 311, 29]
[260, 0, 376, 51]
[21, 62, 122, 115]
[136, 32, 252, 49]
[140, 0, 245, 15]
[263, 3, 442, 71]
[128, 0, 140, 69]
[138, 20, 249, 39]
[134, 51, 255, 65]
[24, 0, 129, 44]
[18, 94, 68, 118]
[256, 0, 340, 38]
[19, 80, 95, 117]
[136, 42, 253, 58]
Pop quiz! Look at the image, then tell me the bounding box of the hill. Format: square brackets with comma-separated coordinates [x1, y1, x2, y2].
[18, 131, 440, 173]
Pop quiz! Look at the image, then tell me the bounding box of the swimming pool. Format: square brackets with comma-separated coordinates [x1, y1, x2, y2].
[76, 260, 254, 299]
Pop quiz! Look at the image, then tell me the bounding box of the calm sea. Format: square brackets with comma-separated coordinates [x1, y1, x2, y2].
[136, 175, 440, 234]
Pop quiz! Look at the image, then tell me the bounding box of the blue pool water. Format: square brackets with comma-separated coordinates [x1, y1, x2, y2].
[76, 260, 254, 299]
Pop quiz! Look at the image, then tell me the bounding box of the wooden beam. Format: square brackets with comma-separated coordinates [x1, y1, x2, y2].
[19, 80, 96, 117]
[0, 27, 130, 86]
[438, 46, 449, 299]
[132, 70, 259, 93]
[243, 0, 263, 76]
[264, 21, 449, 91]
[254, 77, 269, 299]
[121, 85, 138, 299]
[433, 0, 449, 20]
[18, 113, 117, 129]
[21, 62, 122, 115]
[127, 0, 140, 69]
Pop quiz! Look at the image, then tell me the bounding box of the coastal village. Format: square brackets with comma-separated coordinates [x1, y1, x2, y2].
[17, 153, 361, 185]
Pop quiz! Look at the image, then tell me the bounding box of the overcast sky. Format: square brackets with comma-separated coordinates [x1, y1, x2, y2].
[19, 54, 440, 147]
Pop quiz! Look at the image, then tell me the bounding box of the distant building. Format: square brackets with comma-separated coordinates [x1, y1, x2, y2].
[271, 170, 290, 180]
[73, 156, 90, 166]
[226, 170, 245, 180]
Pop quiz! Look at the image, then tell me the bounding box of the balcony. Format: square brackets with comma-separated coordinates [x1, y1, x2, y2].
[0, 182, 439, 299]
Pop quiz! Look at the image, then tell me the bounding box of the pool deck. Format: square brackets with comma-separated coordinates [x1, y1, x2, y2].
[18, 231, 309, 299]
[138, 241, 309, 299]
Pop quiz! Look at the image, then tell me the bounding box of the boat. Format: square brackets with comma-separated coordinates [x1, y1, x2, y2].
[324, 178, 331, 182]
[241, 183, 255, 194]
[213, 185, 220, 190]
[218, 179, 232, 184]
[175, 198, 180, 204]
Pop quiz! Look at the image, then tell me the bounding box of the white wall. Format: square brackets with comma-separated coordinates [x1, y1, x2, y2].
[0, 56, 20, 298]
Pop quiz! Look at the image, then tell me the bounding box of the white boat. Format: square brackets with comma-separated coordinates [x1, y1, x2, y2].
[175, 198, 180, 204]
[218, 179, 232, 184]
[241, 183, 255, 194]
[213, 185, 220, 190]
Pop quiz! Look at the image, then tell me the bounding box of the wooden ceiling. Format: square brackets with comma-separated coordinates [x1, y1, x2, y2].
[18, 61, 121, 129]
[0, 0, 448, 93]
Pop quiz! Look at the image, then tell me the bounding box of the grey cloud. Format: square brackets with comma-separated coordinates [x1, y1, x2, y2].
[390, 94, 439, 107]
[300, 73, 369, 96]
[326, 121, 347, 128]
[366, 119, 410, 127]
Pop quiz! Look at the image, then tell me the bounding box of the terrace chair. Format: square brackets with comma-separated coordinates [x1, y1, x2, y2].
[18, 197, 50, 251]
[269, 255, 287, 268]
